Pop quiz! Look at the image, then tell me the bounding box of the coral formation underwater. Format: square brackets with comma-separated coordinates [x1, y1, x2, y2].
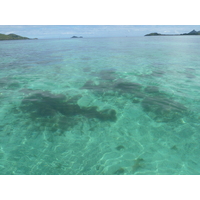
[19, 89, 117, 133]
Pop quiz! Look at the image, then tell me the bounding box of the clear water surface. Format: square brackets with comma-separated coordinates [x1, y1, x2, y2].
[1, 36, 200, 175]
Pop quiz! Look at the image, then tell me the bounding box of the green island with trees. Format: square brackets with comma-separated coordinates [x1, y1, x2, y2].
[145, 30, 200, 36]
[0, 33, 38, 40]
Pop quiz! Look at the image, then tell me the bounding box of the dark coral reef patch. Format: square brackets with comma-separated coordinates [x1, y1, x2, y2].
[82, 72, 187, 122]
[0, 77, 21, 89]
[81, 78, 143, 98]
[19, 89, 117, 133]
[141, 95, 187, 122]
[20, 90, 66, 117]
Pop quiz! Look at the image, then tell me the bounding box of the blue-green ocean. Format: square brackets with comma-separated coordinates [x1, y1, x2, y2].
[0, 36, 200, 175]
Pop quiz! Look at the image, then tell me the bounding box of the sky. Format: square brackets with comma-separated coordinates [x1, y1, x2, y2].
[1, 25, 200, 39]
[1, 0, 199, 198]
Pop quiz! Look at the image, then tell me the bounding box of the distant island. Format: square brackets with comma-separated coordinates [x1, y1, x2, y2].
[71, 36, 83, 38]
[0, 33, 38, 40]
[145, 30, 200, 36]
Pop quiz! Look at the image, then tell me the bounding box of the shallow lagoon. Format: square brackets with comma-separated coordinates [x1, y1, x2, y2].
[1, 36, 200, 174]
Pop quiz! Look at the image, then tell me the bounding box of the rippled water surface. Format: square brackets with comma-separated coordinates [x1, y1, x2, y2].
[1, 36, 200, 174]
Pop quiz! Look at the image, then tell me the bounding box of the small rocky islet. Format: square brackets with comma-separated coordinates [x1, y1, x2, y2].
[71, 36, 83, 38]
[145, 29, 200, 36]
[0, 33, 37, 40]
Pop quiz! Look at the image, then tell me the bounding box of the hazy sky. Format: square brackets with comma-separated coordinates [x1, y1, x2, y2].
[1, 25, 200, 39]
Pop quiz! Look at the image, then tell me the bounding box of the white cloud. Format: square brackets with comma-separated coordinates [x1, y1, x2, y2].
[5, 31, 15, 34]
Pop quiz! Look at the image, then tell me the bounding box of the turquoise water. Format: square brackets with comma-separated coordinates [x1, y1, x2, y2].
[1, 36, 200, 175]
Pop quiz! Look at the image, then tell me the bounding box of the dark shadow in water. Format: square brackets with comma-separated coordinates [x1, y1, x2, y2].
[113, 167, 125, 175]
[83, 66, 92, 72]
[0, 77, 21, 89]
[98, 69, 117, 81]
[132, 158, 145, 174]
[82, 72, 143, 98]
[81, 80, 116, 97]
[151, 70, 165, 77]
[81, 80, 94, 90]
[144, 86, 160, 94]
[141, 95, 187, 122]
[116, 145, 125, 151]
[184, 68, 196, 79]
[81, 69, 188, 123]
[113, 81, 142, 94]
[89, 68, 117, 80]
[19, 89, 117, 133]
[20, 90, 66, 117]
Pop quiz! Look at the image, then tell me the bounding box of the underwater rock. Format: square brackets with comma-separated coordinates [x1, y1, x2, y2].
[184, 67, 196, 78]
[133, 92, 146, 99]
[83, 66, 92, 72]
[132, 158, 144, 174]
[98, 69, 117, 81]
[19, 88, 41, 94]
[7, 81, 20, 89]
[19, 90, 77, 134]
[113, 168, 125, 175]
[59, 103, 83, 116]
[185, 68, 195, 72]
[96, 108, 117, 121]
[0, 77, 20, 89]
[116, 145, 125, 151]
[65, 94, 82, 104]
[81, 80, 97, 90]
[37, 115, 77, 134]
[89, 68, 117, 81]
[113, 81, 142, 94]
[82, 69, 117, 95]
[0, 78, 7, 87]
[141, 95, 187, 122]
[78, 106, 117, 122]
[151, 70, 165, 77]
[77, 95, 94, 108]
[82, 70, 145, 100]
[132, 98, 141, 103]
[81, 57, 91, 61]
[20, 90, 66, 117]
[81, 80, 113, 95]
[20, 89, 117, 122]
[19, 89, 117, 135]
[186, 74, 196, 79]
[144, 86, 160, 94]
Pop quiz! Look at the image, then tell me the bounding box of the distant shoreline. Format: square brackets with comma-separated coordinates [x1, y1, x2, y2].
[145, 30, 200, 36]
[0, 33, 38, 40]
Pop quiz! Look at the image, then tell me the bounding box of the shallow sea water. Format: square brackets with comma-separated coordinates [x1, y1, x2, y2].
[1, 36, 200, 175]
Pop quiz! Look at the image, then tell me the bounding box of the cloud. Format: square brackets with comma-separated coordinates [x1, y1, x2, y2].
[1, 25, 200, 38]
[5, 31, 15, 35]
